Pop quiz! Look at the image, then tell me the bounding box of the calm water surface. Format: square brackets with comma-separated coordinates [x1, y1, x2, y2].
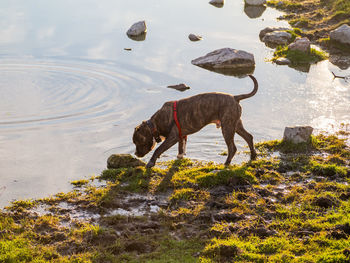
[1, 0, 349, 207]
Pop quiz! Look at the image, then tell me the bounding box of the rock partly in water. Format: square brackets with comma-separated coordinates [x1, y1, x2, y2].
[244, 5, 266, 19]
[275, 57, 291, 65]
[167, 83, 190, 92]
[262, 31, 293, 46]
[245, 0, 266, 6]
[288, 37, 311, 53]
[259, 27, 290, 40]
[283, 126, 313, 144]
[329, 54, 350, 70]
[191, 48, 255, 76]
[107, 154, 145, 169]
[126, 21, 147, 41]
[330, 24, 350, 46]
[188, 34, 203, 42]
[209, 0, 224, 7]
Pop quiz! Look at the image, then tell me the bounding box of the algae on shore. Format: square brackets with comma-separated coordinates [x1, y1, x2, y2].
[1, 132, 350, 262]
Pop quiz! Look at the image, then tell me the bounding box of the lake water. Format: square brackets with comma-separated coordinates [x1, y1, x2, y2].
[0, 0, 349, 207]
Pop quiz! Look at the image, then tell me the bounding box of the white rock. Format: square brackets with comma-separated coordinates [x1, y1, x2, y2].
[188, 34, 202, 41]
[288, 37, 311, 53]
[262, 31, 293, 45]
[330, 24, 350, 45]
[126, 21, 147, 37]
[275, 57, 291, 65]
[283, 126, 313, 144]
[245, 0, 266, 6]
[191, 48, 255, 69]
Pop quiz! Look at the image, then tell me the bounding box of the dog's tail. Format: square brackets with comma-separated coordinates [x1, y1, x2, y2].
[234, 75, 258, 102]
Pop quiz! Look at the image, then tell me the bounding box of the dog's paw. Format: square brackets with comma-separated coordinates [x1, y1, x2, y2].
[146, 161, 155, 169]
[177, 153, 185, 159]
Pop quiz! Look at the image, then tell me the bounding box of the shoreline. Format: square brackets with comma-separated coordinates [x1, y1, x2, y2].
[1, 131, 349, 262]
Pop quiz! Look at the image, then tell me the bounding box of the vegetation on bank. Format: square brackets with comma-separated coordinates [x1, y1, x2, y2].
[1, 131, 350, 262]
[267, 0, 350, 43]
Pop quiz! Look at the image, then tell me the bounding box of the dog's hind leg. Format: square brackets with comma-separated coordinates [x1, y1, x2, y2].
[236, 119, 257, 160]
[177, 137, 187, 159]
[221, 123, 237, 165]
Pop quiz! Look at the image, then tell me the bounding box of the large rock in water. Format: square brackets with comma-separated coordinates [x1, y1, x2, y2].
[191, 48, 255, 76]
[107, 154, 145, 169]
[330, 24, 350, 45]
[283, 126, 313, 144]
[127, 21, 147, 37]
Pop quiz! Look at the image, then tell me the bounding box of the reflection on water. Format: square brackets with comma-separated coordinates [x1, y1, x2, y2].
[0, 0, 349, 207]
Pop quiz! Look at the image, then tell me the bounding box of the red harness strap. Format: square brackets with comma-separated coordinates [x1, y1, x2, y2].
[173, 101, 186, 141]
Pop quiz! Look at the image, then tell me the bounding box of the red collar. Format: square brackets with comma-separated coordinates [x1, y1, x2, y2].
[173, 101, 187, 141]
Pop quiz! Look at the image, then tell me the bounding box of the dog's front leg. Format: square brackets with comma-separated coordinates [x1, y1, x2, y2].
[177, 138, 187, 159]
[146, 134, 178, 168]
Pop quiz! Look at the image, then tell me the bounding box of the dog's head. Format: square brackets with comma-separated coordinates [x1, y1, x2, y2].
[133, 121, 156, 157]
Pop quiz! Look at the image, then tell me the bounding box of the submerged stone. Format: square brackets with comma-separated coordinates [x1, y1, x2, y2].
[107, 154, 145, 168]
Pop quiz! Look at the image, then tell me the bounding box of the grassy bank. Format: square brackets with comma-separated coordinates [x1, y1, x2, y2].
[1, 131, 350, 262]
[267, 0, 350, 43]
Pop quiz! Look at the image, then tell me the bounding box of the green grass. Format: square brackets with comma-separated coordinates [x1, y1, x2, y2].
[273, 46, 328, 64]
[1, 132, 349, 262]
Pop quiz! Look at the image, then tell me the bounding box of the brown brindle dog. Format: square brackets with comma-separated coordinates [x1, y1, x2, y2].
[133, 75, 258, 168]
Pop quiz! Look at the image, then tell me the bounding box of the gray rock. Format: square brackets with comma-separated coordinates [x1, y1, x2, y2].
[262, 31, 293, 45]
[245, 0, 266, 5]
[288, 37, 311, 53]
[107, 154, 145, 169]
[209, 0, 224, 7]
[283, 126, 313, 144]
[167, 83, 190, 92]
[259, 27, 290, 40]
[275, 57, 291, 65]
[244, 5, 266, 18]
[126, 21, 147, 37]
[330, 24, 350, 45]
[188, 34, 202, 41]
[191, 48, 255, 69]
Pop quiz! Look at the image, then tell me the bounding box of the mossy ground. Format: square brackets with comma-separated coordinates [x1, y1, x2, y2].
[267, 0, 350, 47]
[1, 132, 350, 262]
